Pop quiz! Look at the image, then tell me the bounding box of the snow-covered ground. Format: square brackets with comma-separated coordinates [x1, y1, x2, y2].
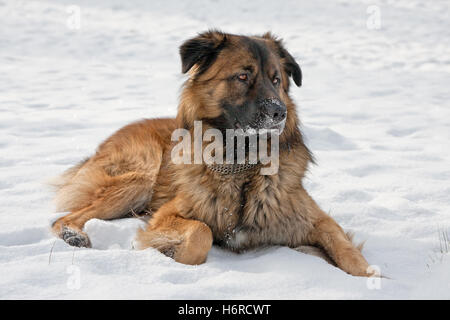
[1, 0, 449, 299]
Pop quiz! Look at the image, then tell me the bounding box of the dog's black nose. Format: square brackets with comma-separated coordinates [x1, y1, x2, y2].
[261, 98, 287, 123]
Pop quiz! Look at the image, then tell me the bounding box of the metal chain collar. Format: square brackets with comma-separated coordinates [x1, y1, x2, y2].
[206, 163, 260, 175]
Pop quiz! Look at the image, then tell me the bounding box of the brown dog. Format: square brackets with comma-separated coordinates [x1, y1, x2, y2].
[51, 31, 374, 276]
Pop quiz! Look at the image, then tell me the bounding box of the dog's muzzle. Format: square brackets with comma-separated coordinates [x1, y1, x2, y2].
[257, 98, 287, 133]
[261, 98, 287, 124]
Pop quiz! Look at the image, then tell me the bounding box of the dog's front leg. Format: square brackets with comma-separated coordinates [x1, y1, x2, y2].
[309, 215, 373, 277]
[301, 193, 374, 277]
[135, 196, 213, 265]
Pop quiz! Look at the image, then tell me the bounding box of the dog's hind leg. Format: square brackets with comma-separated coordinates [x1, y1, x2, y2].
[134, 196, 213, 265]
[50, 119, 170, 247]
[52, 171, 155, 247]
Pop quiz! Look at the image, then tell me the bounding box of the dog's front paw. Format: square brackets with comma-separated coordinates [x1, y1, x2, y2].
[335, 247, 374, 277]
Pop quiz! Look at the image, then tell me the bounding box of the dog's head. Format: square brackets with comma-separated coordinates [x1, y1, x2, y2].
[178, 30, 302, 135]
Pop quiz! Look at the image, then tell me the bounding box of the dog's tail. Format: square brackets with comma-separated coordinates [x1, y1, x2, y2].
[46, 157, 92, 212]
[47, 158, 89, 189]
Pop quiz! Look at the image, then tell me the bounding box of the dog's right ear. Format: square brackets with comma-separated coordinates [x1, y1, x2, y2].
[180, 30, 227, 75]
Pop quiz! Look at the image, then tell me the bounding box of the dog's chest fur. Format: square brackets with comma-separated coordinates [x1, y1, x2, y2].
[174, 157, 311, 251]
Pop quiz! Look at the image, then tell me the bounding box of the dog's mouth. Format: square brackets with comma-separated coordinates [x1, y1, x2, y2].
[267, 117, 286, 134]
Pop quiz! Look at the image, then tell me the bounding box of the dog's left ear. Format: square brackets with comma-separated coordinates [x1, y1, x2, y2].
[262, 32, 302, 87]
[280, 48, 302, 87]
[179, 30, 227, 75]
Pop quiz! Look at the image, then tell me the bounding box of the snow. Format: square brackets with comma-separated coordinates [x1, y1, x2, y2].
[1, 0, 449, 299]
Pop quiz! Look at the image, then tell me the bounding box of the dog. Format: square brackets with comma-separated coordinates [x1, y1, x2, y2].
[51, 30, 374, 277]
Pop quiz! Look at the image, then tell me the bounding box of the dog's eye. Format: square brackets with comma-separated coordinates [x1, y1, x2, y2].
[238, 73, 248, 81]
[273, 77, 281, 86]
